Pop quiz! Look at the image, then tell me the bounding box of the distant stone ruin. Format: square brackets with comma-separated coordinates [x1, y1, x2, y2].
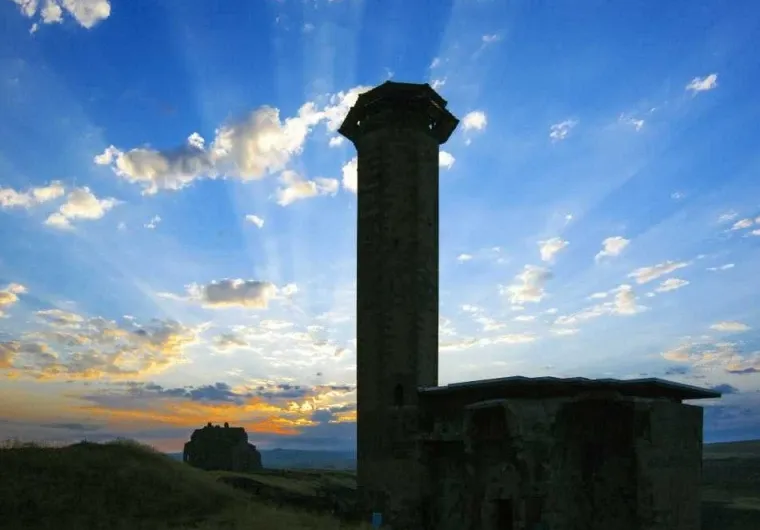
[183, 422, 263, 473]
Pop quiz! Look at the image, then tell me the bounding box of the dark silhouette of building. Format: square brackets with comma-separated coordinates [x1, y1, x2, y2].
[339, 80, 720, 530]
[183, 422, 263, 473]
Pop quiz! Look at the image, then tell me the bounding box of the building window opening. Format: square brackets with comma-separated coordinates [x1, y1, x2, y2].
[495, 498, 514, 530]
[394, 384, 404, 407]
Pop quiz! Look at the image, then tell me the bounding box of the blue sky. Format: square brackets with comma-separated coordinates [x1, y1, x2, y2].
[1, 0, 760, 451]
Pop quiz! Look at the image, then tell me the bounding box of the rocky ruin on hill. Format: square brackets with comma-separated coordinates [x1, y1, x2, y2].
[183, 422, 263, 473]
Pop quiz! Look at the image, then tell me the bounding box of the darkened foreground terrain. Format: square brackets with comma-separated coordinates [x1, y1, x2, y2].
[702, 440, 760, 530]
[0, 439, 369, 530]
[2, 438, 760, 529]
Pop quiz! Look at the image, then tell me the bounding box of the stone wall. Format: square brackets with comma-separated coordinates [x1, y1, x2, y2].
[635, 400, 703, 530]
[419, 393, 704, 530]
[183, 423, 263, 473]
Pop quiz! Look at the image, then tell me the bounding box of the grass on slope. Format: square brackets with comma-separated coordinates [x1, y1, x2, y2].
[0, 439, 370, 530]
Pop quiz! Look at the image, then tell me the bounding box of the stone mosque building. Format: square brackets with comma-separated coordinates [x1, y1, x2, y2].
[338, 81, 720, 530]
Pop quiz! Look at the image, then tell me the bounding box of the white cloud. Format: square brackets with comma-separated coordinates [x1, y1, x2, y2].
[474, 316, 506, 331]
[731, 218, 754, 231]
[549, 119, 577, 141]
[328, 136, 344, 147]
[594, 236, 631, 261]
[44, 187, 118, 229]
[628, 260, 689, 284]
[710, 321, 750, 332]
[619, 114, 645, 131]
[513, 315, 535, 322]
[13, 0, 110, 31]
[457, 253, 473, 262]
[707, 263, 734, 272]
[555, 284, 645, 326]
[660, 340, 760, 375]
[275, 170, 338, 206]
[610, 284, 644, 315]
[550, 327, 579, 336]
[95, 86, 371, 196]
[0, 181, 65, 209]
[0, 283, 26, 317]
[500, 265, 553, 304]
[717, 211, 738, 223]
[429, 57, 441, 69]
[439, 151, 455, 169]
[588, 292, 608, 300]
[341, 156, 357, 193]
[482, 34, 501, 43]
[144, 215, 161, 229]
[245, 214, 265, 228]
[655, 278, 689, 293]
[430, 78, 446, 90]
[462, 111, 487, 131]
[538, 237, 569, 262]
[440, 333, 537, 352]
[686, 73, 718, 93]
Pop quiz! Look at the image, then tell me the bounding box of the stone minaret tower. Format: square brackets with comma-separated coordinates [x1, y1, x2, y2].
[339, 82, 459, 526]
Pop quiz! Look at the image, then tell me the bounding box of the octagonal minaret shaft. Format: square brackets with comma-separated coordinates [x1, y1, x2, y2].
[339, 81, 459, 518]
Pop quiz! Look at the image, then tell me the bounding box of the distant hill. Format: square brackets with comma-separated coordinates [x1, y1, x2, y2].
[166, 439, 760, 471]
[167, 449, 357, 470]
[703, 439, 760, 460]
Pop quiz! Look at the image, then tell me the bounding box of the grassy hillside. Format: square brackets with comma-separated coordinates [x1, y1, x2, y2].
[0, 439, 370, 530]
[4, 437, 760, 529]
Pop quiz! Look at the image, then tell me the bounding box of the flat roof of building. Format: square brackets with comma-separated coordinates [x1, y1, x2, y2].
[418, 375, 721, 401]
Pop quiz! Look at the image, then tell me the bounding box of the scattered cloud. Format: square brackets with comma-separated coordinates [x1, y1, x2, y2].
[686, 73, 718, 93]
[44, 187, 118, 229]
[655, 278, 690, 293]
[707, 263, 734, 272]
[628, 260, 689, 284]
[550, 327, 579, 337]
[595, 236, 630, 261]
[94, 86, 371, 196]
[144, 215, 161, 229]
[0, 181, 65, 209]
[328, 136, 344, 147]
[341, 157, 357, 193]
[556, 284, 646, 326]
[481, 34, 501, 44]
[461, 111, 487, 131]
[440, 333, 537, 352]
[619, 114, 645, 131]
[710, 321, 751, 333]
[2, 315, 204, 381]
[500, 265, 553, 304]
[275, 170, 338, 206]
[0, 283, 26, 317]
[731, 218, 754, 231]
[162, 279, 281, 309]
[457, 253, 473, 262]
[245, 214, 265, 228]
[718, 211, 738, 223]
[430, 78, 446, 90]
[549, 120, 577, 141]
[538, 237, 569, 262]
[661, 339, 760, 375]
[439, 151, 455, 169]
[12, 0, 111, 32]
